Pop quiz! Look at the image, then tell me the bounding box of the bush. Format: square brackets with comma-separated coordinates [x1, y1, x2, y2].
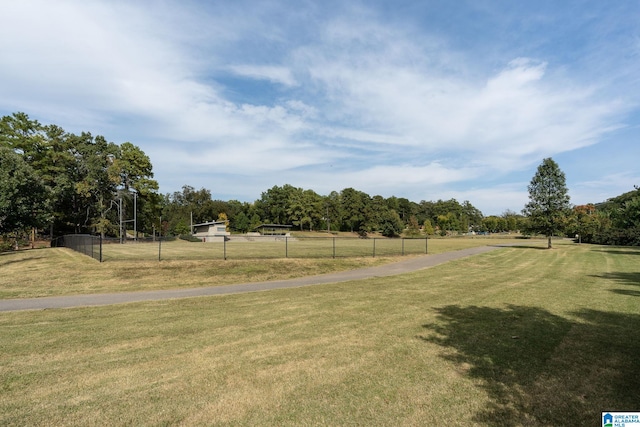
[590, 227, 640, 246]
[179, 234, 202, 242]
[0, 238, 13, 252]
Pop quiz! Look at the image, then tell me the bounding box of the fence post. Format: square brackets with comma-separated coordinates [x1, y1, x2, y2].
[373, 238, 376, 258]
[99, 235, 103, 262]
[426, 236, 428, 254]
[158, 236, 162, 262]
[402, 238, 405, 256]
[333, 237, 336, 259]
[224, 237, 227, 260]
[285, 237, 288, 258]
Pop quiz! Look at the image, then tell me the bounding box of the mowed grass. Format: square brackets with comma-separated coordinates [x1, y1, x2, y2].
[99, 235, 519, 261]
[0, 237, 523, 299]
[1, 242, 639, 426]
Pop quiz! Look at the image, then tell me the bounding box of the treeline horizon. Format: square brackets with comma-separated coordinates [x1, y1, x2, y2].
[1, 112, 638, 246]
[161, 183, 516, 237]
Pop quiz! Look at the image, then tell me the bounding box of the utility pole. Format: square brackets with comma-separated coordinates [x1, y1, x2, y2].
[133, 191, 137, 242]
[326, 206, 330, 233]
[119, 194, 123, 244]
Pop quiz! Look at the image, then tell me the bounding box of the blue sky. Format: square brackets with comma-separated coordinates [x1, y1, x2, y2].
[1, 0, 638, 215]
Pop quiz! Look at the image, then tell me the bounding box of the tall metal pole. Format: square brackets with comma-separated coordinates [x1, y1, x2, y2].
[333, 237, 336, 259]
[134, 191, 137, 242]
[119, 195, 123, 244]
[326, 206, 330, 233]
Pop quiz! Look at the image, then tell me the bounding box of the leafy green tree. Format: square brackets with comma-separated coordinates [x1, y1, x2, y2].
[287, 187, 319, 231]
[226, 199, 249, 227]
[481, 216, 498, 233]
[436, 212, 459, 235]
[395, 197, 416, 223]
[422, 219, 435, 235]
[232, 211, 250, 233]
[322, 191, 342, 232]
[69, 133, 121, 234]
[112, 142, 156, 191]
[522, 158, 571, 249]
[340, 188, 370, 233]
[501, 210, 522, 232]
[108, 141, 160, 237]
[249, 213, 262, 231]
[380, 210, 404, 237]
[0, 148, 47, 245]
[259, 185, 296, 224]
[565, 204, 604, 243]
[461, 200, 483, 232]
[582, 187, 640, 245]
[368, 195, 389, 231]
[163, 185, 220, 234]
[0, 112, 43, 157]
[1, 113, 161, 238]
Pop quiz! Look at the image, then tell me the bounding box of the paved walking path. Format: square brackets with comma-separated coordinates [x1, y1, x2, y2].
[0, 245, 503, 312]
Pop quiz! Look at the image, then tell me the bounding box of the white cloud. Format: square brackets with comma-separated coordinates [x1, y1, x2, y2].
[441, 184, 530, 217]
[1, 0, 637, 214]
[571, 172, 640, 206]
[227, 65, 298, 87]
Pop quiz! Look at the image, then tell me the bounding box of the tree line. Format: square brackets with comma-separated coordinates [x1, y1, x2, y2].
[0, 112, 160, 247]
[2, 112, 637, 248]
[162, 183, 498, 238]
[564, 187, 640, 246]
[520, 157, 639, 248]
[0, 112, 508, 244]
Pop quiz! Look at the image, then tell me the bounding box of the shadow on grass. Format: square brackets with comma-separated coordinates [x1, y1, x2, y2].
[594, 249, 640, 256]
[610, 289, 640, 297]
[0, 252, 46, 267]
[490, 245, 549, 250]
[419, 305, 640, 426]
[590, 272, 640, 287]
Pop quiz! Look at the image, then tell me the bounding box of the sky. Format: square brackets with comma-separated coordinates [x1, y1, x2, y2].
[1, 0, 639, 215]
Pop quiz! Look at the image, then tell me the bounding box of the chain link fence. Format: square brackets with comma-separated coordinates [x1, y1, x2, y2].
[52, 234, 430, 262]
[52, 234, 103, 262]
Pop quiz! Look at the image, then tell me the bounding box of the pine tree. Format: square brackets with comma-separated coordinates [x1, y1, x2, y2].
[522, 158, 571, 248]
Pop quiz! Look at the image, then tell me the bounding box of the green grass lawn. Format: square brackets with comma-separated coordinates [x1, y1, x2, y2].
[0, 236, 524, 299]
[1, 242, 639, 426]
[98, 235, 521, 261]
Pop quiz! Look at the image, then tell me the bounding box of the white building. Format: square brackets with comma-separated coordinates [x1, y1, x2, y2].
[192, 220, 230, 242]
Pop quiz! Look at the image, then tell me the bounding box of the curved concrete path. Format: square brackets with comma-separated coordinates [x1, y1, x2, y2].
[0, 245, 503, 312]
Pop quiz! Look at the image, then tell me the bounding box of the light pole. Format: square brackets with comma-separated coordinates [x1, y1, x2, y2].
[133, 190, 137, 242]
[119, 194, 123, 244]
[323, 206, 330, 233]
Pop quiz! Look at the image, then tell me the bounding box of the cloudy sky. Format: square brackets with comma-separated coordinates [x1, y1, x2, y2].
[1, 0, 639, 215]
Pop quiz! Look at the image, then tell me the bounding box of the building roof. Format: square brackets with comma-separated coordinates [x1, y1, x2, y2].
[193, 220, 226, 227]
[253, 224, 293, 229]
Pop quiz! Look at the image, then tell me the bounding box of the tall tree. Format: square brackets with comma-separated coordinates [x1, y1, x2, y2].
[340, 188, 370, 233]
[379, 210, 405, 237]
[259, 185, 296, 224]
[522, 158, 571, 249]
[0, 148, 47, 242]
[323, 191, 342, 232]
